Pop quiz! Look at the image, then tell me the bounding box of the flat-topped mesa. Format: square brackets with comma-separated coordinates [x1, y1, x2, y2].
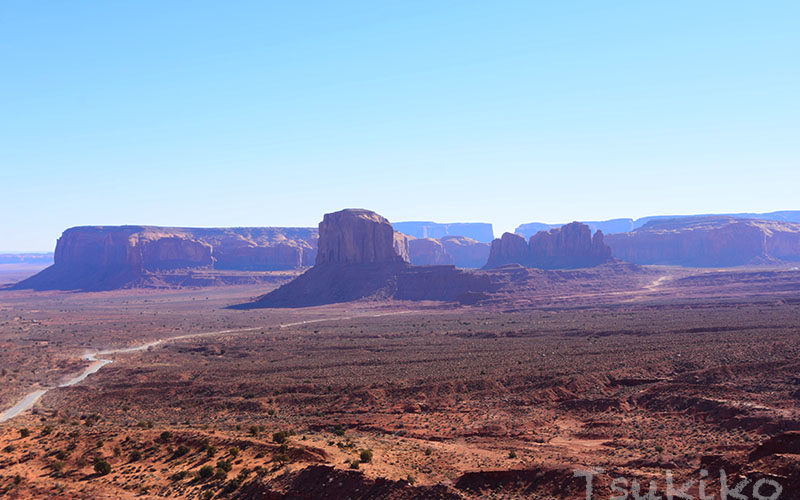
[14, 226, 318, 290]
[604, 216, 800, 267]
[484, 222, 612, 269]
[316, 209, 408, 265]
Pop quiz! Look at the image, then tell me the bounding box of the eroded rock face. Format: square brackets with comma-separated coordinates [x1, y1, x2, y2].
[15, 226, 318, 290]
[605, 217, 800, 267]
[484, 223, 612, 269]
[484, 232, 529, 268]
[408, 238, 454, 266]
[316, 209, 405, 265]
[528, 222, 612, 269]
[440, 236, 491, 269]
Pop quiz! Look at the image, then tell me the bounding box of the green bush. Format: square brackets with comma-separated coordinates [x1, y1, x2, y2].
[206, 445, 217, 457]
[359, 449, 373, 463]
[217, 459, 233, 472]
[273, 430, 290, 444]
[93, 459, 112, 476]
[160, 431, 173, 442]
[349, 460, 360, 469]
[229, 447, 240, 458]
[198, 465, 215, 479]
[19, 428, 30, 438]
[173, 445, 190, 458]
[129, 450, 142, 461]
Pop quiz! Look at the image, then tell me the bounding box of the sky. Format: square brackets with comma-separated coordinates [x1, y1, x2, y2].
[1, 1, 798, 251]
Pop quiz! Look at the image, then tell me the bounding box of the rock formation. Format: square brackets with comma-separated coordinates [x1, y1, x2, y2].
[528, 222, 612, 269]
[439, 236, 491, 269]
[515, 210, 800, 239]
[316, 209, 403, 265]
[392, 221, 494, 242]
[14, 226, 318, 290]
[240, 209, 498, 308]
[605, 216, 800, 267]
[485, 233, 528, 269]
[485, 223, 612, 269]
[408, 238, 454, 266]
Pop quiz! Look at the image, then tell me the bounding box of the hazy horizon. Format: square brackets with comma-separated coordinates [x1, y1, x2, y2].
[2, 1, 798, 251]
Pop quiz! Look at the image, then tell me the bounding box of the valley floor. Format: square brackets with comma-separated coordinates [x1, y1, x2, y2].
[1, 266, 800, 498]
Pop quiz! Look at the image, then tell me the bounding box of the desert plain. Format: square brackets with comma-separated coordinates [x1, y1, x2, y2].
[2, 263, 800, 499]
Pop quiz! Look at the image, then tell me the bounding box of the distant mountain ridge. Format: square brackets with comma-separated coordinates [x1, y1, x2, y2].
[0, 253, 54, 265]
[515, 210, 800, 238]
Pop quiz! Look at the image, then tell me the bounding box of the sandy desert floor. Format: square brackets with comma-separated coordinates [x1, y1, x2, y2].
[1, 266, 800, 498]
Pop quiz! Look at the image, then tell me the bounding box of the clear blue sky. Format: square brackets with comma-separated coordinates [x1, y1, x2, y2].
[2, 1, 798, 251]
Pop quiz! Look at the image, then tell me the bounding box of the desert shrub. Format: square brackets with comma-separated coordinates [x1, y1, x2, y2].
[249, 425, 260, 437]
[160, 431, 173, 442]
[129, 450, 142, 462]
[93, 459, 112, 476]
[52, 461, 65, 474]
[173, 445, 190, 458]
[19, 428, 30, 438]
[217, 459, 233, 472]
[215, 468, 228, 480]
[273, 453, 289, 465]
[272, 430, 290, 444]
[170, 470, 188, 481]
[206, 445, 217, 457]
[359, 449, 373, 463]
[113, 446, 121, 457]
[96, 440, 104, 449]
[425, 448, 432, 456]
[3, 445, 17, 453]
[41, 425, 53, 436]
[349, 460, 360, 469]
[333, 424, 345, 437]
[198, 465, 215, 479]
[238, 468, 252, 480]
[229, 447, 240, 458]
[508, 450, 517, 459]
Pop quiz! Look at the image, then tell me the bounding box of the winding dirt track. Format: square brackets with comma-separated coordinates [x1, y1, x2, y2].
[0, 311, 415, 423]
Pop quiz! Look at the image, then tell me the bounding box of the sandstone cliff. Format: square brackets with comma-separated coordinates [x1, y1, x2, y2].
[242, 209, 498, 308]
[408, 238, 454, 266]
[485, 223, 612, 269]
[15, 226, 317, 290]
[439, 236, 491, 269]
[485, 233, 528, 268]
[528, 222, 612, 269]
[316, 209, 404, 265]
[605, 217, 800, 267]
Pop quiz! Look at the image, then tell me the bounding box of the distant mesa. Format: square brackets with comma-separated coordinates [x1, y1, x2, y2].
[0, 253, 54, 265]
[515, 210, 800, 238]
[392, 221, 494, 243]
[439, 236, 491, 269]
[408, 238, 454, 266]
[12, 226, 318, 291]
[605, 216, 800, 267]
[485, 222, 612, 270]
